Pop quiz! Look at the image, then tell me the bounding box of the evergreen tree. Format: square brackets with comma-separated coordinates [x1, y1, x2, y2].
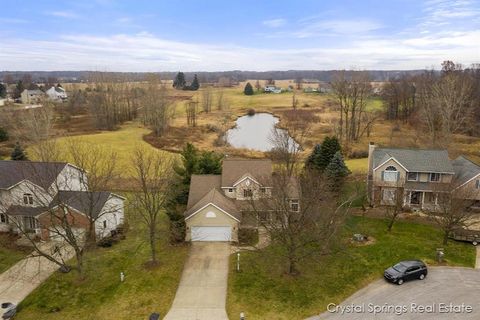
[0, 83, 6, 98]
[0, 127, 8, 142]
[190, 74, 200, 91]
[305, 136, 342, 172]
[244, 82, 254, 95]
[173, 72, 186, 89]
[325, 151, 350, 192]
[11, 142, 28, 161]
[198, 151, 223, 174]
[174, 143, 199, 185]
[14, 80, 25, 99]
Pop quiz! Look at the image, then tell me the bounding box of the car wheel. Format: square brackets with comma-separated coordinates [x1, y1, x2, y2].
[419, 273, 426, 280]
[397, 279, 404, 285]
[473, 241, 478, 246]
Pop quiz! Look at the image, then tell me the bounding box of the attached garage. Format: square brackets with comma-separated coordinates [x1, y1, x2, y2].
[191, 226, 232, 242]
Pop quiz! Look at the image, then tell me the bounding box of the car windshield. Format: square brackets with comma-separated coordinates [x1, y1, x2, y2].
[392, 263, 408, 272]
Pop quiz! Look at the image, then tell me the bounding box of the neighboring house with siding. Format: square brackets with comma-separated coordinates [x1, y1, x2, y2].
[184, 158, 298, 242]
[367, 143, 480, 210]
[46, 85, 67, 102]
[0, 160, 124, 241]
[20, 89, 44, 104]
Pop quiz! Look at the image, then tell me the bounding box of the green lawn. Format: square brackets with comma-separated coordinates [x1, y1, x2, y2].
[0, 234, 30, 273]
[346, 157, 368, 175]
[227, 215, 476, 320]
[16, 208, 188, 320]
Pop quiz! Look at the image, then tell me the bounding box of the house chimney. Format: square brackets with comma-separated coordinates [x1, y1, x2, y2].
[368, 142, 376, 174]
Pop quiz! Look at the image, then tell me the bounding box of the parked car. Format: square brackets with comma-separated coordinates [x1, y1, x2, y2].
[384, 260, 427, 285]
[449, 228, 479, 246]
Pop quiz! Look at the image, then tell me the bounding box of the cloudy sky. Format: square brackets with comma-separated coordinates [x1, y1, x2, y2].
[0, 0, 479, 71]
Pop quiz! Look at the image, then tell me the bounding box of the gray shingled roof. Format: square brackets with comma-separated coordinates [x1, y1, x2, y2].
[451, 156, 480, 185]
[51, 191, 114, 218]
[221, 158, 272, 187]
[5, 206, 48, 217]
[0, 160, 68, 190]
[372, 148, 454, 173]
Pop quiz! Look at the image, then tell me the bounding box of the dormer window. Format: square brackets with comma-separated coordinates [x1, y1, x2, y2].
[23, 193, 34, 205]
[260, 187, 266, 193]
[430, 173, 440, 182]
[383, 166, 398, 182]
[228, 188, 233, 193]
[407, 172, 418, 181]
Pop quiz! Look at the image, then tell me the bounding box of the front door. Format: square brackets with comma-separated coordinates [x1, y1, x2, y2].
[410, 192, 422, 205]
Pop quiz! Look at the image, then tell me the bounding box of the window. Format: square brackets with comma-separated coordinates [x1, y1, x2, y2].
[243, 189, 253, 198]
[476, 180, 480, 189]
[103, 220, 107, 228]
[382, 189, 396, 201]
[23, 193, 34, 205]
[228, 188, 233, 193]
[383, 166, 398, 182]
[290, 199, 299, 212]
[260, 187, 266, 194]
[407, 172, 418, 181]
[206, 211, 216, 218]
[430, 173, 440, 182]
[23, 216, 38, 230]
[0, 214, 7, 224]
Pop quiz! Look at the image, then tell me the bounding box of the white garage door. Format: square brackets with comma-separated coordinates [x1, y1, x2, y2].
[191, 226, 232, 241]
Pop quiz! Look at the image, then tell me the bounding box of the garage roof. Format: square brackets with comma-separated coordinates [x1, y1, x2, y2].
[184, 188, 241, 221]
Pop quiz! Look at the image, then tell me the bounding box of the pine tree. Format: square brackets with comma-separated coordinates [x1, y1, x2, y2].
[173, 72, 186, 89]
[0, 83, 6, 98]
[244, 82, 254, 95]
[0, 127, 8, 142]
[305, 136, 342, 172]
[11, 142, 28, 161]
[190, 74, 200, 91]
[325, 151, 350, 192]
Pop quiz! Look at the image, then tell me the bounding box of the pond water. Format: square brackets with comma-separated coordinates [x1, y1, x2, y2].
[225, 113, 297, 151]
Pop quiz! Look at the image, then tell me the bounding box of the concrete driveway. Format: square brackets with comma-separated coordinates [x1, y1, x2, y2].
[164, 242, 230, 320]
[309, 267, 480, 320]
[0, 242, 74, 305]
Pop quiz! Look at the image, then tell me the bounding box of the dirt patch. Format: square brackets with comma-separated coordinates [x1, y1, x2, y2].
[0, 233, 32, 253]
[350, 235, 377, 246]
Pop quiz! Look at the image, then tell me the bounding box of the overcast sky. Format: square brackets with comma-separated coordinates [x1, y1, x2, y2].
[0, 0, 479, 71]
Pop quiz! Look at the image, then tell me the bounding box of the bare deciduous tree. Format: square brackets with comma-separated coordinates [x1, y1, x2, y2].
[131, 146, 174, 265]
[425, 183, 480, 245]
[201, 87, 213, 113]
[185, 101, 198, 127]
[331, 70, 372, 149]
[141, 75, 176, 136]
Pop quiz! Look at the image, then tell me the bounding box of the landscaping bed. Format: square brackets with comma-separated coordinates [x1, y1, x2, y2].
[0, 233, 30, 273]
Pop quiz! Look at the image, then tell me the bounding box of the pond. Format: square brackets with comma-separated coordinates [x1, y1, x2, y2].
[225, 112, 298, 152]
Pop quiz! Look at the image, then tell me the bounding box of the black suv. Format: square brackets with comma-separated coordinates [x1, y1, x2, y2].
[384, 260, 427, 285]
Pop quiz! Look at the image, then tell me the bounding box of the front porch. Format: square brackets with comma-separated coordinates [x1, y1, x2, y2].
[404, 190, 440, 211]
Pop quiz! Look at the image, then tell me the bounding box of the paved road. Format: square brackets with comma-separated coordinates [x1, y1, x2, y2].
[308, 267, 480, 320]
[163, 242, 230, 320]
[0, 242, 74, 305]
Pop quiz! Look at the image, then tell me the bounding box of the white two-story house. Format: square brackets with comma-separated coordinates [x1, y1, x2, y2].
[0, 160, 124, 241]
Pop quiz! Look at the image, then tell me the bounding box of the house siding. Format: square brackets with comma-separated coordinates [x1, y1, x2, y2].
[185, 204, 239, 241]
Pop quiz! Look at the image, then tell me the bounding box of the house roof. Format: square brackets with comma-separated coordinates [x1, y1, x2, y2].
[451, 156, 480, 186]
[5, 206, 48, 217]
[0, 160, 68, 190]
[221, 158, 272, 187]
[186, 175, 222, 209]
[184, 187, 241, 221]
[5, 191, 118, 218]
[51, 191, 114, 218]
[372, 148, 454, 173]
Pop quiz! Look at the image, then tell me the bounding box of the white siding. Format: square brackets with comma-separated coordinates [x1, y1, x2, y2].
[55, 164, 88, 192]
[94, 196, 124, 239]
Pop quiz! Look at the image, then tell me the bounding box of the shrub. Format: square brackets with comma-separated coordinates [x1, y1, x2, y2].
[247, 108, 256, 116]
[349, 150, 369, 159]
[238, 228, 259, 246]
